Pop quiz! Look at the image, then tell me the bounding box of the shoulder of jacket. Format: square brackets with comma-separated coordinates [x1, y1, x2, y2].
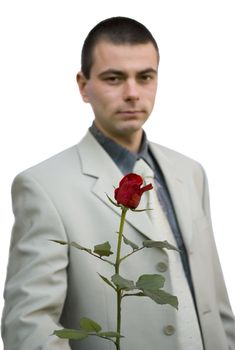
[149, 141, 202, 168]
[14, 144, 80, 184]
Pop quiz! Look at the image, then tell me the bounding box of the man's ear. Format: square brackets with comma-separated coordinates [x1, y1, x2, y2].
[76, 72, 90, 103]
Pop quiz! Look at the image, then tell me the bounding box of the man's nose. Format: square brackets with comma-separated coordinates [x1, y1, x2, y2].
[123, 79, 140, 101]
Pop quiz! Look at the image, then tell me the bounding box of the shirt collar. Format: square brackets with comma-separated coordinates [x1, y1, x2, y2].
[89, 122, 152, 174]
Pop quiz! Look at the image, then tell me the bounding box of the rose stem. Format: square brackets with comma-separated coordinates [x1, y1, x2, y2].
[115, 207, 128, 350]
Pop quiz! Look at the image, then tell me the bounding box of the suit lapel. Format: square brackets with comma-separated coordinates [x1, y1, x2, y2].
[77, 132, 194, 248]
[77, 132, 159, 241]
[149, 143, 194, 252]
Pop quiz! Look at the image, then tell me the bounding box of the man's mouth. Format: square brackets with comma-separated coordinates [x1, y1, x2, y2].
[118, 110, 143, 115]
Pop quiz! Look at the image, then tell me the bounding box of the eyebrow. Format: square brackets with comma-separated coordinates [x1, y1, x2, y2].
[98, 68, 158, 78]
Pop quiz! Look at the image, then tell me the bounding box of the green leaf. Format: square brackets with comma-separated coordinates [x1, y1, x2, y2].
[94, 241, 113, 257]
[123, 235, 139, 250]
[123, 292, 145, 298]
[98, 273, 116, 290]
[143, 240, 180, 252]
[50, 240, 92, 253]
[131, 208, 153, 212]
[98, 331, 124, 338]
[53, 328, 88, 340]
[111, 274, 135, 291]
[50, 239, 68, 245]
[70, 241, 92, 253]
[79, 317, 102, 333]
[136, 274, 165, 291]
[142, 289, 178, 309]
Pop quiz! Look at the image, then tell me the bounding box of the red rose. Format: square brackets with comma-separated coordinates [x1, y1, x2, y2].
[114, 173, 153, 209]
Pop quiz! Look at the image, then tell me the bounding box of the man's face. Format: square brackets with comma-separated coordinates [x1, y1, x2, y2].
[78, 40, 158, 140]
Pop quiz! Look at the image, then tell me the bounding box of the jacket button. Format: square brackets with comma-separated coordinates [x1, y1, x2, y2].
[157, 262, 168, 272]
[163, 325, 175, 336]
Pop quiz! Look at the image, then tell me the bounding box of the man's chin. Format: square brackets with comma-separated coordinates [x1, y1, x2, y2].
[116, 119, 145, 133]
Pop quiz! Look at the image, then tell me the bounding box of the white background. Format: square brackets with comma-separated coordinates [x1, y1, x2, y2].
[0, 0, 234, 347]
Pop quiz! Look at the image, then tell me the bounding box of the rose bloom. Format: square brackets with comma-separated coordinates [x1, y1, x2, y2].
[114, 173, 153, 209]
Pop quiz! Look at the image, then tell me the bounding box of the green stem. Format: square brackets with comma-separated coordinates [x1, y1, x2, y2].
[119, 246, 145, 263]
[87, 251, 115, 266]
[115, 207, 127, 273]
[115, 289, 122, 350]
[115, 207, 128, 350]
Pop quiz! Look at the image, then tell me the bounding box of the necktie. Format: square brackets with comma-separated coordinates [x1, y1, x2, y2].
[133, 158, 195, 295]
[133, 158, 173, 239]
[133, 159, 203, 349]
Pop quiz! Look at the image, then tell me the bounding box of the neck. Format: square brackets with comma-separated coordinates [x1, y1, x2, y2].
[111, 132, 143, 153]
[96, 126, 143, 153]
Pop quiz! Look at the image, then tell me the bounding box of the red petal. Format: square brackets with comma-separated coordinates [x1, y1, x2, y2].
[119, 173, 143, 186]
[140, 183, 153, 194]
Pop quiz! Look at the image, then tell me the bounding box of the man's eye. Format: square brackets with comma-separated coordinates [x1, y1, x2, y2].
[105, 76, 123, 84]
[139, 75, 153, 82]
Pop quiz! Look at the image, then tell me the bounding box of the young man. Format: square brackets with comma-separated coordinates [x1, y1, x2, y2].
[2, 17, 235, 350]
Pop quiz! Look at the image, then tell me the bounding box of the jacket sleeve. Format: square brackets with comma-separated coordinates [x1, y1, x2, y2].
[201, 165, 235, 349]
[1, 172, 71, 350]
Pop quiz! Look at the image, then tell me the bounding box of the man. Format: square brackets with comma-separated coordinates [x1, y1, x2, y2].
[1, 16, 235, 350]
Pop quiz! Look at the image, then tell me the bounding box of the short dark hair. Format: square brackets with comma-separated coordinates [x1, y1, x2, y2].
[81, 16, 159, 79]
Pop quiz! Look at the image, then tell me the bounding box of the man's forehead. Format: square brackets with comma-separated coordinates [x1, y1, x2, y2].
[91, 40, 159, 72]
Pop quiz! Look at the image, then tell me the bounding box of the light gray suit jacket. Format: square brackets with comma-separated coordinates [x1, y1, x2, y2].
[2, 131, 235, 350]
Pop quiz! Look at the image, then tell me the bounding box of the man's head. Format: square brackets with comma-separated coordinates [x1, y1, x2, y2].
[77, 17, 159, 151]
[81, 16, 159, 79]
